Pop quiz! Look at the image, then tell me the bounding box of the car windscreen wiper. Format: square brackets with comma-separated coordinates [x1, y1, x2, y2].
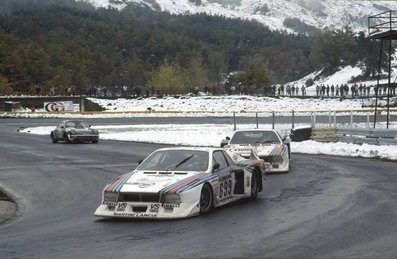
[166, 154, 194, 171]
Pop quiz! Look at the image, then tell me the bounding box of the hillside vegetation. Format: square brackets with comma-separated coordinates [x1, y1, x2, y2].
[0, 0, 390, 95]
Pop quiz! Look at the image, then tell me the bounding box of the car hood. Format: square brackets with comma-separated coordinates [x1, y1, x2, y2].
[107, 170, 211, 194]
[227, 144, 281, 156]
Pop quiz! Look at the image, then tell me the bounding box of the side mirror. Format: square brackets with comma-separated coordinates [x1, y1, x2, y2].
[138, 159, 143, 165]
[282, 136, 291, 144]
[220, 136, 230, 148]
[212, 163, 220, 171]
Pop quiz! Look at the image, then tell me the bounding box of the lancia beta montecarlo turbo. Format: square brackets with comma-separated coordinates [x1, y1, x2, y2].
[94, 147, 265, 219]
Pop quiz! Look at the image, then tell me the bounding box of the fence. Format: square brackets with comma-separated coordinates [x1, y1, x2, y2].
[230, 109, 397, 145]
[231, 108, 397, 131]
[310, 127, 397, 145]
[336, 127, 397, 145]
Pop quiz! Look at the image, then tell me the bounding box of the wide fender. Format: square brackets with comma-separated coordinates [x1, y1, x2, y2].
[178, 183, 206, 216]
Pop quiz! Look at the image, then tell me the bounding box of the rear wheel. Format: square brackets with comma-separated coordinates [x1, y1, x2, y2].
[250, 173, 259, 199]
[199, 184, 213, 214]
[50, 132, 58, 143]
[92, 139, 98, 144]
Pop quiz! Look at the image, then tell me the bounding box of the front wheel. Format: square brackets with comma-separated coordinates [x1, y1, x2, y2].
[50, 132, 58, 143]
[199, 184, 213, 214]
[250, 173, 259, 199]
[64, 133, 72, 143]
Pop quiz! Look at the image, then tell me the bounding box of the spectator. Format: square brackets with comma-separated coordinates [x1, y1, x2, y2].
[35, 85, 41, 96]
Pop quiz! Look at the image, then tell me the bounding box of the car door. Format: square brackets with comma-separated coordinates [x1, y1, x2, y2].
[212, 150, 238, 204]
[55, 122, 65, 139]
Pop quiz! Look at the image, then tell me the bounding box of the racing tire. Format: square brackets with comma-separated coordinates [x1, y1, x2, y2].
[250, 173, 259, 199]
[199, 184, 213, 214]
[50, 132, 58, 143]
[64, 133, 72, 144]
[284, 160, 290, 174]
[92, 139, 98, 144]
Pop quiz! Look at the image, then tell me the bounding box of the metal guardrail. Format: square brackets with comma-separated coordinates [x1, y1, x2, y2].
[336, 127, 397, 145]
[309, 127, 397, 145]
[310, 127, 337, 143]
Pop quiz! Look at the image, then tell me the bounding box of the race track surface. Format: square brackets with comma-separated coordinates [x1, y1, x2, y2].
[0, 118, 397, 259]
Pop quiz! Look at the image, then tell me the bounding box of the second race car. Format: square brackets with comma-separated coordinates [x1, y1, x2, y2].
[222, 129, 290, 173]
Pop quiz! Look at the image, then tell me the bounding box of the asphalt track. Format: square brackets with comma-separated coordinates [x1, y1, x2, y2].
[0, 118, 397, 259]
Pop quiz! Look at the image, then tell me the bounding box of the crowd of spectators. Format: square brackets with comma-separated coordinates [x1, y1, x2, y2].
[267, 83, 397, 98]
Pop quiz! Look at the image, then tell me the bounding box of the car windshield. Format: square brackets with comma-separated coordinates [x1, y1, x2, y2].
[65, 121, 86, 129]
[230, 131, 280, 145]
[137, 150, 209, 172]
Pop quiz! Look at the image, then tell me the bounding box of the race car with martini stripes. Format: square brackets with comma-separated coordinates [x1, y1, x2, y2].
[221, 129, 290, 173]
[94, 147, 265, 219]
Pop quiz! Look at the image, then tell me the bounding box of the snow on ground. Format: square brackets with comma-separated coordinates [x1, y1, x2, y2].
[293, 65, 397, 96]
[91, 95, 366, 113]
[7, 64, 397, 161]
[19, 122, 397, 161]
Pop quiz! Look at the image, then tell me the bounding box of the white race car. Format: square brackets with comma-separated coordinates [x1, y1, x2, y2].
[222, 129, 290, 173]
[94, 147, 265, 219]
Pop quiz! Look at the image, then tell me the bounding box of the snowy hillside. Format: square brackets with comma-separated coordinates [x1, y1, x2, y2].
[87, 0, 397, 33]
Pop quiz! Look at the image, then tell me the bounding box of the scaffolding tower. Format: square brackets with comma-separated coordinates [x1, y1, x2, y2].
[368, 10, 397, 129]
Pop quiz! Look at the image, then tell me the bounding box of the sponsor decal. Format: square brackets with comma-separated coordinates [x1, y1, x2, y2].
[138, 182, 155, 188]
[113, 212, 158, 218]
[150, 203, 160, 212]
[219, 175, 231, 181]
[116, 202, 127, 212]
[162, 203, 181, 208]
[104, 202, 117, 206]
[44, 101, 74, 112]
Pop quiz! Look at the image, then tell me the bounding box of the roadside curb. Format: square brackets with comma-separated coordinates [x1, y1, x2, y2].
[0, 200, 17, 224]
[0, 185, 21, 225]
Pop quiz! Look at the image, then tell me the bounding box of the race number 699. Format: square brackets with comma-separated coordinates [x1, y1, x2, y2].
[219, 179, 232, 199]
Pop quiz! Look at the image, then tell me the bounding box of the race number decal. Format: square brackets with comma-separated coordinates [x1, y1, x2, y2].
[219, 179, 232, 199]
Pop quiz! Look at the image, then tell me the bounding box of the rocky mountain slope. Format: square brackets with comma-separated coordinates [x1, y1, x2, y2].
[88, 0, 397, 33]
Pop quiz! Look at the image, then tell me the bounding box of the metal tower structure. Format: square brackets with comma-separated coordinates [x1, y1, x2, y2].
[368, 11, 397, 129]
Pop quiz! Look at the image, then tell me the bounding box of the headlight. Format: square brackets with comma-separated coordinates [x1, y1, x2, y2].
[164, 193, 180, 204]
[104, 192, 118, 203]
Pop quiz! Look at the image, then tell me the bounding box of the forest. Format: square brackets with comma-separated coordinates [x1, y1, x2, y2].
[0, 0, 390, 96]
